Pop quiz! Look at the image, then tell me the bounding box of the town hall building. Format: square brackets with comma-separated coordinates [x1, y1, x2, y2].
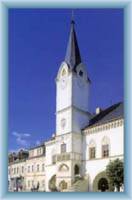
[8, 18, 124, 192]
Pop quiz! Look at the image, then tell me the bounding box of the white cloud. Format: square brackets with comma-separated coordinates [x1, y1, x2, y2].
[23, 133, 30, 137]
[12, 132, 20, 137]
[36, 140, 41, 146]
[16, 137, 27, 146]
[12, 131, 31, 147]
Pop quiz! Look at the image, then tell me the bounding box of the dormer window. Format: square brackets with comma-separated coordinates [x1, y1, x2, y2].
[79, 70, 83, 77]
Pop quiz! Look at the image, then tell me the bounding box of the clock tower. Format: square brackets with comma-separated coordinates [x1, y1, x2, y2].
[56, 19, 91, 136]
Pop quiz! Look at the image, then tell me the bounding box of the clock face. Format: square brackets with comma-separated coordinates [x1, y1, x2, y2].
[61, 62, 68, 70]
[61, 118, 66, 129]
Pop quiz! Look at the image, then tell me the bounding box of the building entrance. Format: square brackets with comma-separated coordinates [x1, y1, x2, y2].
[98, 178, 109, 192]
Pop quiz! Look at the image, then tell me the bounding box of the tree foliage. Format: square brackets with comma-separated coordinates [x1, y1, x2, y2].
[48, 175, 57, 191]
[106, 159, 124, 191]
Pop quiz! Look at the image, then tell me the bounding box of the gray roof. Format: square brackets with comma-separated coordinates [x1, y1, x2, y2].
[28, 143, 45, 150]
[84, 102, 123, 129]
[65, 20, 82, 71]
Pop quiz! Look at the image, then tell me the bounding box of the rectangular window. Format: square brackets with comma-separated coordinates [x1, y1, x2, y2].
[40, 148, 42, 154]
[102, 144, 109, 158]
[37, 149, 40, 155]
[42, 164, 45, 171]
[28, 166, 30, 173]
[89, 147, 96, 159]
[61, 143, 66, 153]
[17, 167, 19, 174]
[22, 166, 24, 173]
[37, 164, 39, 172]
[32, 165, 34, 172]
[52, 155, 56, 164]
[30, 150, 34, 157]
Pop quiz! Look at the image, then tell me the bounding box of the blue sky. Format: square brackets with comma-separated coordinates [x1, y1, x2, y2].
[8, 8, 124, 151]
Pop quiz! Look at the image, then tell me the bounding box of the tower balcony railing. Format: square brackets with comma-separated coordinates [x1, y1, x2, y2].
[52, 152, 81, 164]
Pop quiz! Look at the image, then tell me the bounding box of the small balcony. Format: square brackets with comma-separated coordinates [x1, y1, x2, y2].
[52, 152, 81, 164]
[57, 153, 71, 162]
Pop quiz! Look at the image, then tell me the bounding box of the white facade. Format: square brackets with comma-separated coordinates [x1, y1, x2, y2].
[8, 19, 124, 192]
[82, 119, 124, 191]
[56, 62, 90, 136]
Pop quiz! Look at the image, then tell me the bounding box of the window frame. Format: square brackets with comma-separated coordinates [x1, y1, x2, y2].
[102, 144, 109, 158]
[79, 70, 83, 77]
[61, 143, 66, 153]
[61, 68, 67, 76]
[28, 165, 30, 173]
[37, 164, 39, 172]
[22, 166, 24, 173]
[89, 147, 96, 159]
[42, 163, 45, 171]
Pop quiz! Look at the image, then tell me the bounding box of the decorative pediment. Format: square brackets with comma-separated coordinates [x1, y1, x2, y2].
[59, 164, 69, 171]
[102, 136, 110, 145]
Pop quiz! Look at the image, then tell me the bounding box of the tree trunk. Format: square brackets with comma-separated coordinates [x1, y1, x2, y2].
[117, 186, 120, 192]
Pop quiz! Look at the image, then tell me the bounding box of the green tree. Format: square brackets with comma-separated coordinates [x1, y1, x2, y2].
[48, 175, 57, 191]
[106, 159, 124, 191]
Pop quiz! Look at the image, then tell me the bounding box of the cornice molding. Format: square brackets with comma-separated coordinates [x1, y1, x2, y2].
[83, 118, 124, 135]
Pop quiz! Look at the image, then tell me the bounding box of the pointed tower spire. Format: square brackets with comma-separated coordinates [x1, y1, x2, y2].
[71, 10, 74, 24]
[65, 11, 82, 71]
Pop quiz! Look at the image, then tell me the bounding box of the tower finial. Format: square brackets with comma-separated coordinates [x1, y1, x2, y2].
[71, 10, 75, 24]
